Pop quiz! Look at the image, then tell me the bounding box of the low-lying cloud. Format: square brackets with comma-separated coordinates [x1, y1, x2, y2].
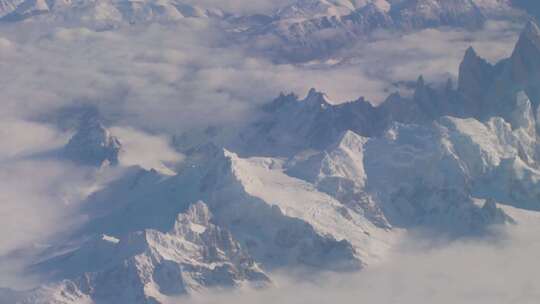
[0, 121, 86, 288]
[186, 209, 540, 304]
[0, 121, 185, 288]
[111, 126, 184, 175]
[0, 20, 521, 136]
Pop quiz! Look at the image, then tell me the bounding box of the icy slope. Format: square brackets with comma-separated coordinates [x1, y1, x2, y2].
[287, 124, 514, 233]
[213, 150, 398, 265]
[286, 131, 390, 228]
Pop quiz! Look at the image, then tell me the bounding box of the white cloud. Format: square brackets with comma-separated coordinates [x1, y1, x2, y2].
[0, 120, 68, 160]
[0, 159, 92, 287]
[184, 208, 540, 304]
[0, 121, 117, 288]
[111, 126, 184, 175]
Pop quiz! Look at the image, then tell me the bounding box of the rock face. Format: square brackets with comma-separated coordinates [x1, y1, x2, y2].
[508, 20, 540, 108]
[458, 47, 497, 115]
[63, 112, 121, 167]
[244, 20, 540, 156]
[240, 89, 385, 156]
[452, 20, 540, 125]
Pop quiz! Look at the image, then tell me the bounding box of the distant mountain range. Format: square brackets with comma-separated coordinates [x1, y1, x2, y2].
[0, 0, 527, 62]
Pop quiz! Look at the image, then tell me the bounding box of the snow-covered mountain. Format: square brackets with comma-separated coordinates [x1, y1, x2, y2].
[31, 202, 269, 304]
[0, 0, 223, 29]
[240, 21, 540, 155]
[0, 0, 524, 61]
[236, 0, 519, 61]
[238, 89, 385, 155]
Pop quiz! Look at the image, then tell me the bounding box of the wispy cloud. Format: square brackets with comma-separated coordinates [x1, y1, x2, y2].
[0, 20, 521, 136]
[111, 126, 183, 175]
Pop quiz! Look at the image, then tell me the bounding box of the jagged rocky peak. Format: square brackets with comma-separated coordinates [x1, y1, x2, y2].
[241, 87, 388, 155]
[260, 92, 300, 114]
[414, 74, 426, 90]
[170, 201, 270, 282]
[510, 20, 540, 82]
[520, 19, 540, 48]
[35, 201, 271, 303]
[264, 88, 332, 110]
[513, 20, 540, 57]
[303, 88, 332, 107]
[412, 75, 440, 117]
[64, 109, 121, 167]
[458, 46, 495, 99]
[173, 200, 212, 232]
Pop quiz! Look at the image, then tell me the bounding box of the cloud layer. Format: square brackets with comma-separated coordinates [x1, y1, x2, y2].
[186, 208, 540, 304]
[0, 20, 521, 136]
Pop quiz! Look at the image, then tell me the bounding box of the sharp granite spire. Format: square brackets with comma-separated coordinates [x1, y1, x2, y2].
[64, 110, 122, 167]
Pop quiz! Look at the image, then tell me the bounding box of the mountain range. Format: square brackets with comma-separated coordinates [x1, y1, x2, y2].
[2, 15, 540, 303]
[0, 0, 528, 62]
